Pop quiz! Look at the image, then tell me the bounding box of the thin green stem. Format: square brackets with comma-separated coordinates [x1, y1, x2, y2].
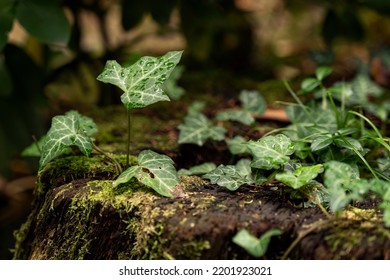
[93, 143, 122, 175]
[283, 80, 306, 109]
[32, 135, 42, 154]
[126, 109, 131, 168]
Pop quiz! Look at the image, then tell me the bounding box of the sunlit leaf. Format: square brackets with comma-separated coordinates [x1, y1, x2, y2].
[178, 113, 226, 146]
[233, 229, 282, 258]
[247, 134, 295, 170]
[39, 111, 97, 168]
[97, 50, 183, 109]
[113, 150, 179, 197]
[275, 164, 323, 189]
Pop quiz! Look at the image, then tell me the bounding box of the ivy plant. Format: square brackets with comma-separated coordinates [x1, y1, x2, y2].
[113, 150, 179, 198]
[233, 229, 282, 258]
[97, 50, 183, 166]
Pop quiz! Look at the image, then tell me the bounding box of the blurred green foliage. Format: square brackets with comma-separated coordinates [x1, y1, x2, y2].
[2, 0, 390, 179]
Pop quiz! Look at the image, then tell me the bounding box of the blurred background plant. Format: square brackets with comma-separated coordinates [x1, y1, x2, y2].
[2, 0, 390, 259]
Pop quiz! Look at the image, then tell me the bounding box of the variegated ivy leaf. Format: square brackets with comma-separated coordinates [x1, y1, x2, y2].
[202, 159, 253, 191]
[247, 134, 295, 170]
[275, 164, 323, 189]
[178, 113, 226, 146]
[239, 90, 266, 115]
[215, 109, 254, 126]
[39, 111, 97, 169]
[113, 150, 179, 197]
[97, 50, 183, 109]
[323, 161, 360, 212]
[177, 162, 217, 176]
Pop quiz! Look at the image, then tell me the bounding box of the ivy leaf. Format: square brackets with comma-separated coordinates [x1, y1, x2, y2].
[187, 101, 206, 116]
[21, 136, 46, 157]
[275, 164, 323, 189]
[247, 134, 295, 170]
[178, 113, 226, 146]
[315, 66, 333, 81]
[323, 161, 360, 212]
[161, 65, 185, 100]
[202, 159, 253, 191]
[177, 162, 217, 176]
[215, 109, 254, 125]
[301, 78, 320, 93]
[227, 136, 250, 155]
[310, 134, 333, 152]
[39, 111, 97, 169]
[97, 50, 183, 109]
[233, 229, 282, 258]
[239, 90, 266, 115]
[334, 137, 364, 152]
[113, 150, 179, 198]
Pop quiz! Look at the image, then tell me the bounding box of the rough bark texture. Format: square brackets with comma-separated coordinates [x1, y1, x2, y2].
[13, 155, 390, 260]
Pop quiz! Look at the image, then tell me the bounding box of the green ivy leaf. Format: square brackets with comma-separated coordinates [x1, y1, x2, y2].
[113, 150, 179, 198]
[178, 113, 226, 146]
[239, 90, 266, 115]
[21, 136, 46, 157]
[301, 78, 320, 93]
[334, 137, 364, 152]
[275, 164, 323, 189]
[315, 66, 333, 81]
[177, 162, 217, 176]
[215, 109, 254, 126]
[161, 65, 185, 100]
[39, 111, 97, 169]
[226, 136, 250, 155]
[233, 229, 282, 258]
[247, 134, 295, 170]
[310, 134, 333, 152]
[97, 50, 183, 109]
[16, 0, 71, 45]
[202, 159, 253, 191]
[323, 161, 360, 212]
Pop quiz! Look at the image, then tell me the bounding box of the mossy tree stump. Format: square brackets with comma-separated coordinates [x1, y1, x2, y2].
[13, 105, 390, 259]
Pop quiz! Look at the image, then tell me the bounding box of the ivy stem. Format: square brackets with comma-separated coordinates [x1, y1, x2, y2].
[93, 143, 122, 175]
[126, 109, 131, 168]
[32, 135, 41, 154]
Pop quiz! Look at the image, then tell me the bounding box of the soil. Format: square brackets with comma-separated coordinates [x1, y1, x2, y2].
[11, 92, 390, 260]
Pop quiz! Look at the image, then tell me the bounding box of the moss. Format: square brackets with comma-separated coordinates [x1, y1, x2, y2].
[324, 208, 386, 259]
[90, 105, 180, 155]
[36, 154, 135, 196]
